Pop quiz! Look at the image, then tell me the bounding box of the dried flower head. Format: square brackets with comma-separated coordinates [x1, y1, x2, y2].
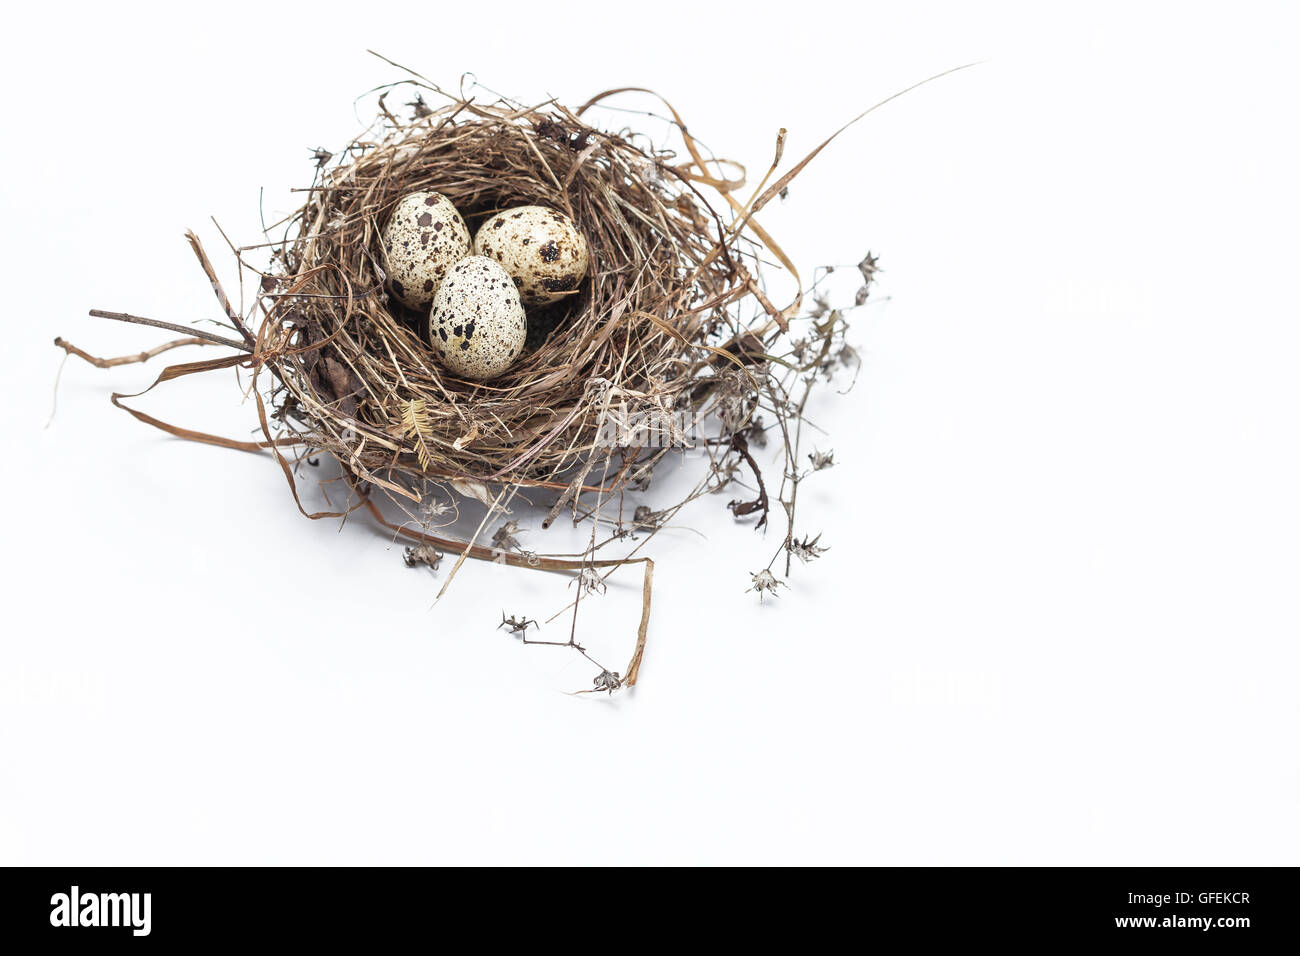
[498, 612, 538, 635]
[403, 544, 444, 571]
[858, 251, 881, 286]
[788, 533, 829, 564]
[492, 520, 524, 553]
[808, 449, 835, 471]
[592, 670, 623, 694]
[420, 497, 453, 522]
[572, 567, 607, 596]
[748, 569, 787, 601]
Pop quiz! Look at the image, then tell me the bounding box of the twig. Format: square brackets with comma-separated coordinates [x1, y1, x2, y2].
[86, 311, 251, 352]
[54, 334, 217, 368]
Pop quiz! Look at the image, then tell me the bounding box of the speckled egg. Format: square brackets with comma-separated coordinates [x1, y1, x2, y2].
[472, 205, 589, 305]
[381, 191, 471, 309]
[428, 256, 528, 381]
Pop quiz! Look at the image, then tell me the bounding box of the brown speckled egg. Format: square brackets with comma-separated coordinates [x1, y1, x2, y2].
[428, 256, 527, 381]
[381, 191, 471, 309]
[473, 205, 589, 305]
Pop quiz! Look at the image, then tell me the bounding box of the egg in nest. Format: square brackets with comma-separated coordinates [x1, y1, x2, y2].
[473, 205, 589, 305]
[381, 191, 471, 309]
[428, 256, 528, 381]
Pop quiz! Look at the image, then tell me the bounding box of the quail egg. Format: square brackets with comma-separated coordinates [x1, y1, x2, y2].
[428, 256, 528, 381]
[381, 191, 471, 309]
[472, 205, 589, 305]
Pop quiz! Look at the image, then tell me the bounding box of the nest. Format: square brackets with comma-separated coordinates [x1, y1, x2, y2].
[61, 64, 886, 692]
[287, 103, 738, 485]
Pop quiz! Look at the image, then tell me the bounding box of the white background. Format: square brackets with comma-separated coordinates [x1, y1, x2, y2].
[2, 1, 1297, 865]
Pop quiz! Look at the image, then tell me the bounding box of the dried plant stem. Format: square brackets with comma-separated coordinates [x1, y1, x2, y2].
[53, 335, 216, 368]
[87, 311, 252, 352]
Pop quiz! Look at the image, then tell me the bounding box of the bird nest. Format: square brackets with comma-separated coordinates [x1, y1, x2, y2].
[60, 65, 883, 692]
